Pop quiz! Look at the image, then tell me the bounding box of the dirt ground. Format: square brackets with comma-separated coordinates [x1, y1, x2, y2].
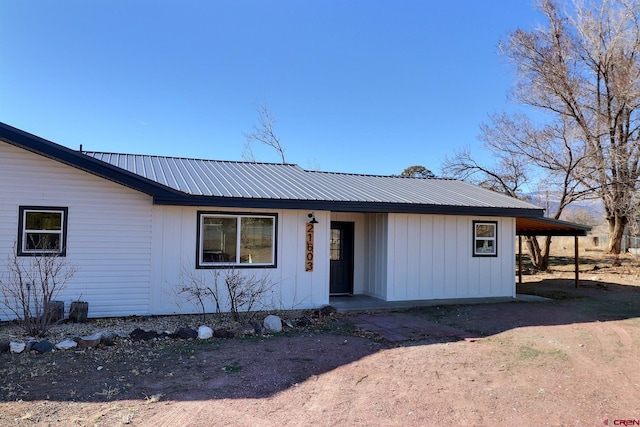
[1, 250, 639, 426]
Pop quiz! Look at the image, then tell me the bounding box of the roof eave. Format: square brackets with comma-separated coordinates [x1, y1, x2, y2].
[154, 194, 544, 217]
[0, 122, 182, 199]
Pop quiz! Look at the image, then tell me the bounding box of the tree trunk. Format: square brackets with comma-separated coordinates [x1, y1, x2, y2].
[606, 215, 628, 254]
[524, 236, 552, 271]
[539, 236, 552, 271]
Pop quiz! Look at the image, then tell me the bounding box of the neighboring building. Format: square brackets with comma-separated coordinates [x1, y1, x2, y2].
[0, 123, 589, 319]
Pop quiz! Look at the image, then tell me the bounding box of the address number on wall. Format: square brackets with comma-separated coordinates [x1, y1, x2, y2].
[305, 222, 314, 272]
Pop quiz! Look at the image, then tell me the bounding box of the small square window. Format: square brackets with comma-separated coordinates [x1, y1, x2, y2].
[18, 206, 68, 256]
[473, 221, 497, 257]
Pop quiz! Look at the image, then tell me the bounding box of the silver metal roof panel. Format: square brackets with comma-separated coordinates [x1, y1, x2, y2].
[84, 152, 540, 211]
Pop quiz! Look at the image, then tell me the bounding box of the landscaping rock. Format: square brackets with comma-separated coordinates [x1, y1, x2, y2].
[100, 331, 119, 346]
[74, 333, 102, 348]
[32, 340, 55, 354]
[10, 342, 26, 354]
[129, 328, 159, 341]
[263, 315, 282, 333]
[198, 325, 213, 339]
[0, 341, 9, 353]
[55, 339, 78, 350]
[174, 327, 198, 339]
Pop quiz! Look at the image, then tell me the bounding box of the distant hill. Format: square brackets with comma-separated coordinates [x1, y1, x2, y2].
[525, 191, 605, 226]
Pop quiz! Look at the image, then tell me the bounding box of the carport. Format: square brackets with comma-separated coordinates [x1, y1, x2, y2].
[516, 217, 592, 288]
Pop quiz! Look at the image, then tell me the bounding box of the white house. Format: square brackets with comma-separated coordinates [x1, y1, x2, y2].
[0, 123, 590, 319]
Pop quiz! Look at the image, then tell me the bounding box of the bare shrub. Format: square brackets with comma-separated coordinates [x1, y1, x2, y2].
[219, 269, 274, 322]
[175, 267, 275, 324]
[0, 245, 76, 336]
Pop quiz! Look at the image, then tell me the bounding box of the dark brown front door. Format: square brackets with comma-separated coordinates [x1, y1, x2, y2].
[330, 221, 354, 295]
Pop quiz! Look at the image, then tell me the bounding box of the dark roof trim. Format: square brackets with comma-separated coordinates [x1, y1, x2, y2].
[0, 122, 549, 219]
[154, 194, 544, 217]
[0, 122, 183, 199]
[516, 217, 592, 236]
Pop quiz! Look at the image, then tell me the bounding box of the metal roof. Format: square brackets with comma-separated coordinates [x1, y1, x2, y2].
[0, 121, 547, 217]
[84, 152, 543, 215]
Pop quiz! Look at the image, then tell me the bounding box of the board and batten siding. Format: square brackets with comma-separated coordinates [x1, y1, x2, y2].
[0, 142, 153, 319]
[385, 213, 516, 301]
[365, 213, 389, 299]
[149, 207, 331, 316]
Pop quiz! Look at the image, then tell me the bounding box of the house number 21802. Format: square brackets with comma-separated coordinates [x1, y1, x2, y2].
[305, 222, 314, 272]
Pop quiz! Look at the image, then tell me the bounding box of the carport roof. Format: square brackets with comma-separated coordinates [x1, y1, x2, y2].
[516, 217, 592, 236]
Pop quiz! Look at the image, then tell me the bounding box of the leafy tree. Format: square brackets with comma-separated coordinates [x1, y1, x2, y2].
[400, 165, 435, 178]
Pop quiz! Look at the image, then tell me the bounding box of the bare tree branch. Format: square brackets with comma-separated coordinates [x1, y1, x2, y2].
[244, 102, 286, 164]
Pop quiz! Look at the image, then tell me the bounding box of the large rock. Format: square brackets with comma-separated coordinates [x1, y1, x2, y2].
[55, 339, 78, 350]
[174, 327, 198, 339]
[0, 341, 9, 353]
[74, 333, 102, 348]
[10, 342, 26, 354]
[129, 328, 158, 341]
[263, 315, 282, 333]
[197, 325, 213, 339]
[32, 340, 55, 354]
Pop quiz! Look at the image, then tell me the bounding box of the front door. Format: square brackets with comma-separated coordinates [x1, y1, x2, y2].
[330, 221, 354, 295]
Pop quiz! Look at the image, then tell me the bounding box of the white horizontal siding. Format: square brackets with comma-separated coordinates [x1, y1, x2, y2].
[0, 141, 153, 319]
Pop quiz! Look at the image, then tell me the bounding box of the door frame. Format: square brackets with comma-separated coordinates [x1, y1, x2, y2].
[329, 221, 355, 295]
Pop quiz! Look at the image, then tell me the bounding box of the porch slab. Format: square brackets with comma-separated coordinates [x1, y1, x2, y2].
[329, 294, 547, 313]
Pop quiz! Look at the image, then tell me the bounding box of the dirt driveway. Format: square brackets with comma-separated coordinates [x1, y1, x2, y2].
[1, 254, 639, 426]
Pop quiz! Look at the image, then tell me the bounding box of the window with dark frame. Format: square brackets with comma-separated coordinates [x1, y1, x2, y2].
[17, 206, 68, 256]
[197, 212, 276, 268]
[473, 221, 497, 257]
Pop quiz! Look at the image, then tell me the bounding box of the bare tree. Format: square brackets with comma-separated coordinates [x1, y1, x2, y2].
[443, 113, 589, 270]
[501, 0, 640, 253]
[244, 102, 286, 164]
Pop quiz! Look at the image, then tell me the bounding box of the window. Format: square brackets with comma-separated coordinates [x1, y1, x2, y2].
[197, 212, 277, 268]
[473, 221, 497, 257]
[18, 206, 68, 256]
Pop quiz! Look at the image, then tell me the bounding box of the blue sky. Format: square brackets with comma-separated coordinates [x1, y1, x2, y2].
[1, 1, 544, 176]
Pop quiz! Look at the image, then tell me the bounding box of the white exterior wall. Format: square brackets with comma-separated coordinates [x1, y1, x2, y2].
[385, 213, 516, 301]
[0, 140, 519, 319]
[0, 141, 153, 319]
[365, 213, 388, 299]
[150, 207, 331, 315]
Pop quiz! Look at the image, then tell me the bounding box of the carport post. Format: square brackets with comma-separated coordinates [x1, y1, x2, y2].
[575, 236, 579, 288]
[518, 235, 523, 285]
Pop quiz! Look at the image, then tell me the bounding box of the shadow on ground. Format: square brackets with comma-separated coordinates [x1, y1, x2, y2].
[1, 278, 638, 404]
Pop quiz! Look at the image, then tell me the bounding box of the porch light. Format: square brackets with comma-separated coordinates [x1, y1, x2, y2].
[308, 213, 318, 224]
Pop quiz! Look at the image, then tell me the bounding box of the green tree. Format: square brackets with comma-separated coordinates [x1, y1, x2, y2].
[400, 165, 435, 178]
